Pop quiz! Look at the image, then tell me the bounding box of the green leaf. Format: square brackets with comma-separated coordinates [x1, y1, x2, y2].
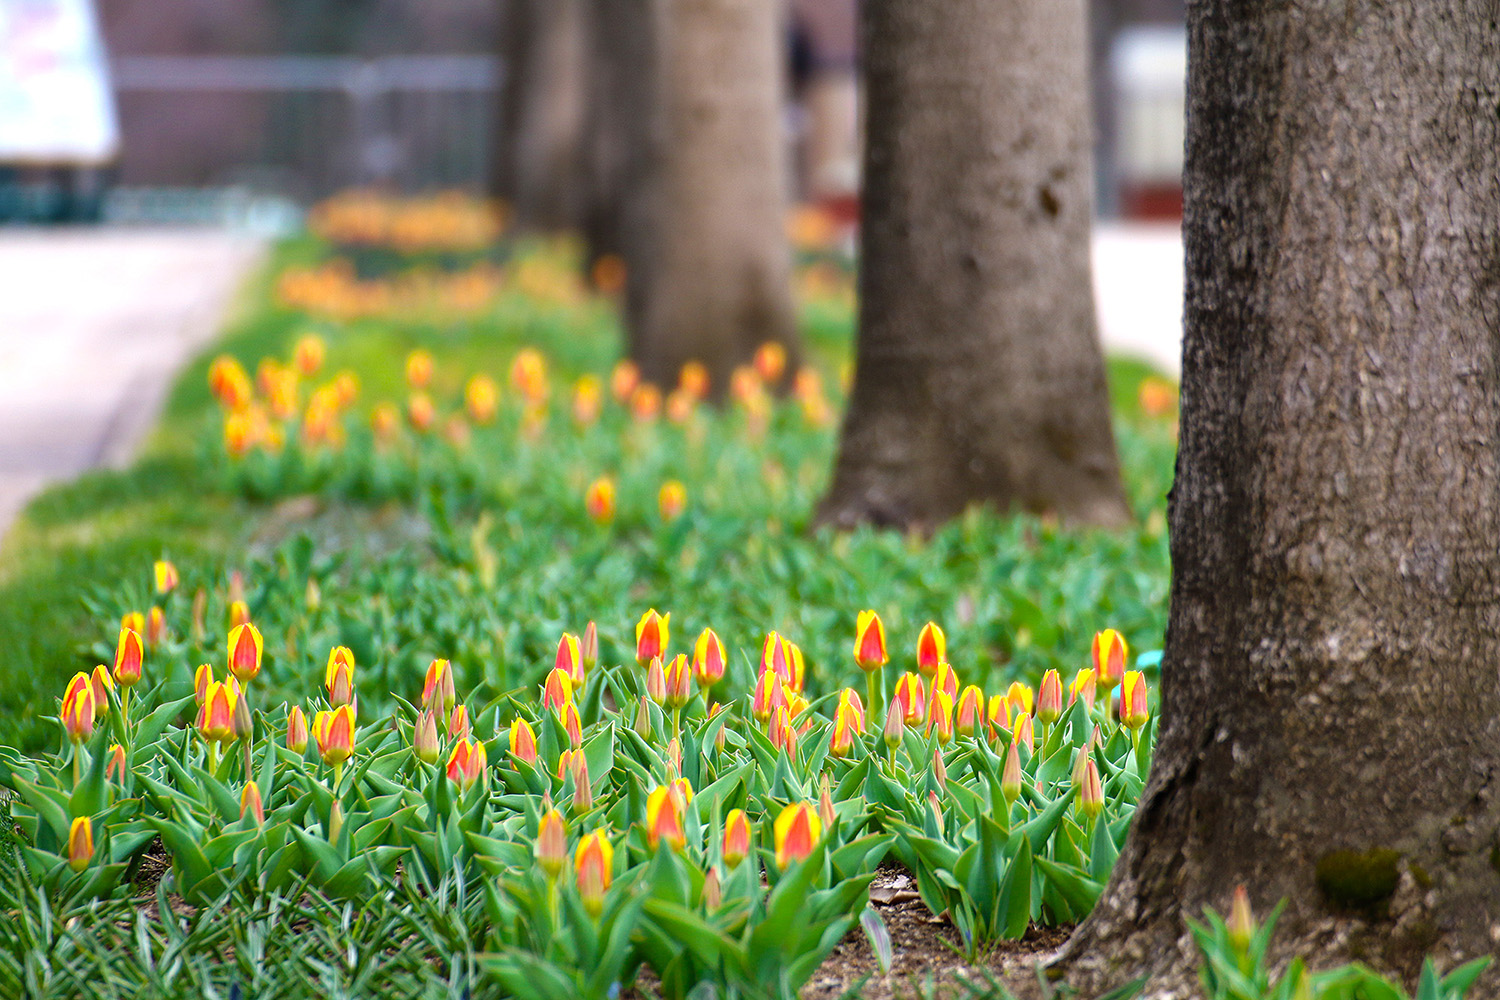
[995, 834, 1033, 938]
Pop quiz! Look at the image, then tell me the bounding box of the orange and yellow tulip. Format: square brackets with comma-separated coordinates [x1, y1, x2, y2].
[154, 560, 179, 595]
[464, 373, 499, 424]
[663, 654, 692, 710]
[560, 701, 583, 747]
[446, 737, 487, 791]
[510, 717, 538, 764]
[894, 672, 926, 726]
[106, 743, 127, 783]
[241, 781, 266, 825]
[325, 646, 355, 707]
[658, 480, 687, 521]
[931, 661, 959, 706]
[422, 657, 456, 716]
[955, 685, 985, 738]
[723, 808, 752, 867]
[199, 680, 237, 745]
[536, 808, 567, 878]
[413, 708, 440, 764]
[89, 665, 113, 718]
[543, 667, 573, 713]
[751, 670, 787, 725]
[228, 599, 251, 629]
[61, 674, 95, 743]
[1037, 669, 1064, 725]
[146, 606, 166, 647]
[927, 690, 954, 744]
[828, 699, 860, 758]
[635, 609, 669, 666]
[312, 705, 356, 767]
[576, 830, 613, 916]
[854, 611, 887, 672]
[916, 622, 945, 677]
[585, 477, 616, 524]
[693, 628, 727, 690]
[286, 705, 308, 753]
[837, 689, 867, 733]
[556, 633, 585, 687]
[1070, 667, 1098, 711]
[1120, 670, 1149, 730]
[1078, 757, 1104, 820]
[405, 349, 433, 388]
[773, 802, 822, 869]
[1091, 629, 1128, 693]
[646, 784, 687, 852]
[68, 816, 94, 872]
[228, 623, 263, 684]
[113, 626, 144, 688]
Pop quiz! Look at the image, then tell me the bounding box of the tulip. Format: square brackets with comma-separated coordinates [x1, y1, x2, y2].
[769, 705, 799, 759]
[413, 709, 440, 764]
[610, 359, 640, 402]
[667, 738, 684, 776]
[986, 693, 1010, 738]
[928, 790, 945, 837]
[955, 685, 984, 738]
[153, 559, 179, 595]
[61, 674, 95, 744]
[646, 784, 687, 852]
[645, 656, 667, 705]
[1078, 757, 1104, 821]
[883, 698, 904, 753]
[658, 480, 687, 520]
[1013, 712, 1035, 754]
[630, 383, 661, 421]
[510, 718, 538, 764]
[1001, 741, 1023, 805]
[1071, 667, 1098, 711]
[68, 816, 94, 872]
[228, 623, 263, 684]
[192, 663, 214, 706]
[286, 705, 309, 754]
[636, 609, 669, 666]
[199, 680, 237, 746]
[146, 606, 166, 647]
[707, 701, 728, 750]
[701, 865, 722, 909]
[584, 477, 616, 525]
[1228, 885, 1255, 956]
[576, 830, 613, 917]
[773, 802, 822, 869]
[325, 646, 355, 707]
[723, 809, 752, 867]
[663, 654, 692, 711]
[422, 658, 457, 717]
[933, 744, 948, 791]
[557, 748, 579, 781]
[446, 738, 487, 792]
[405, 349, 433, 388]
[693, 628, 727, 691]
[1091, 629, 1128, 694]
[560, 702, 583, 747]
[328, 801, 345, 844]
[407, 392, 435, 432]
[312, 705, 356, 768]
[633, 694, 653, 741]
[853, 610, 887, 672]
[465, 374, 499, 423]
[573, 374, 604, 426]
[1005, 680, 1034, 721]
[837, 688, 867, 733]
[916, 622, 946, 677]
[555, 633, 585, 687]
[1036, 669, 1064, 726]
[828, 699, 859, 758]
[569, 753, 593, 811]
[122, 610, 144, 637]
[819, 774, 836, 830]
[754, 341, 787, 383]
[371, 402, 400, 443]
[894, 672, 926, 726]
[113, 626, 144, 688]
[784, 640, 807, 693]
[928, 690, 954, 744]
[678, 360, 710, 399]
[228, 599, 251, 629]
[1120, 671, 1150, 731]
[932, 661, 959, 706]
[581, 621, 598, 674]
[89, 665, 113, 718]
[208, 355, 252, 408]
[241, 781, 265, 825]
[543, 668, 573, 713]
[233, 687, 253, 743]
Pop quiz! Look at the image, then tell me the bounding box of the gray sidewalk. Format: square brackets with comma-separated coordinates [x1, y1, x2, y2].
[0, 228, 266, 540]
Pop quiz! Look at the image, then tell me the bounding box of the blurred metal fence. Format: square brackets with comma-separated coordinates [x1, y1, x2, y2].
[110, 56, 502, 201]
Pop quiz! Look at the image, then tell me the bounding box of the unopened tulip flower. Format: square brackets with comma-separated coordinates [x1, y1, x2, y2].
[986, 693, 1010, 738]
[228, 623, 263, 684]
[916, 622, 946, 677]
[1001, 741, 1023, 805]
[769, 705, 799, 758]
[1120, 671, 1149, 730]
[1071, 667, 1098, 711]
[413, 709, 440, 764]
[774, 802, 822, 869]
[510, 718, 538, 764]
[405, 349, 433, 388]
[68, 816, 94, 872]
[646, 784, 686, 852]
[228, 600, 251, 629]
[838, 688, 867, 733]
[146, 606, 166, 647]
[572, 374, 604, 426]
[543, 668, 573, 713]
[569, 753, 593, 810]
[371, 402, 400, 443]
[723, 809, 752, 867]
[610, 359, 640, 402]
[241, 781, 265, 825]
[581, 621, 598, 674]
[407, 392, 435, 432]
[89, 665, 113, 718]
[928, 791, 945, 836]
[932, 745, 948, 792]
[154, 560, 179, 596]
[754, 341, 787, 383]
[819, 774, 836, 830]
[464, 374, 499, 424]
[560, 702, 583, 747]
[422, 658, 456, 716]
[752, 670, 786, 726]
[663, 654, 692, 711]
[854, 610, 887, 672]
[1228, 885, 1255, 955]
[645, 656, 667, 705]
[883, 698, 904, 752]
[1013, 712, 1035, 754]
[784, 640, 806, 693]
[1078, 757, 1104, 820]
[101, 743, 126, 785]
[658, 480, 687, 520]
[678, 360, 710, 399]
[199, 680, 237, 746]
[555, 633, 585, 687]
[1091, 629, 1128, 694]
[928, 690, 954, 744]
[932, 661, 959, 706]
[634, 694, 653, 740]
[672, 777, 694, 807]
[667, 737, 683, 775]
[61, 674, 95, 744]
[233, 687, 253, 743]
[1005, 680, 1034, 721]
[707, 702, 728, 750]
[894, 673, 926, 726]
[122, 610, 145, 638]
[693, 628, 727, 690]
[760, 632, 788, 684]
[286, 705, 308, 753]
[557, 749, 579, 781]
[325, 646, 355, 707]
[829, 700, 858, 758]
[447, 738, 487, 792]
[629, 383, 661, 421]
[576, 830, 613, 917]
[585, 477, 616, 525]
[312, 705, 356, 768]
[635, 609, 669, 666]
[1036, 669, 1064, 726]
[955, 685, 984, 738]
[113, 626, 144, 688]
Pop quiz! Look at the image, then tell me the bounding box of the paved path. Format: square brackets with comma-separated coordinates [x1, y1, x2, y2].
[0, 229, 266, 541]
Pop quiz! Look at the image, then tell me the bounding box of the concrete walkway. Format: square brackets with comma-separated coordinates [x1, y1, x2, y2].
[0, 229, 266, 539]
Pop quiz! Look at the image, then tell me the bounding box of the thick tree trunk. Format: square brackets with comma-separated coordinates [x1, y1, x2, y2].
[815, 0, 1129, 532]
[492, 0, 586, 229]
[1051, 3, 1500, 996]
[627, 0, 801, 396]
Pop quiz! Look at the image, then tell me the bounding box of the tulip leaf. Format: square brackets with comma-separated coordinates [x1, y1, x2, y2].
[1090, 807, 1120, 881]
[10, 774, 71, 844]
[995, 834, 1033, 939]
[1035, 856, 1103, 918]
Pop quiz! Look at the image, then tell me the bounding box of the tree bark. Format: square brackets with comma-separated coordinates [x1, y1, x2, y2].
[815, 0, 1130, 533]
[626, 0, 801, 396]
[1051, 2, 1500, 995]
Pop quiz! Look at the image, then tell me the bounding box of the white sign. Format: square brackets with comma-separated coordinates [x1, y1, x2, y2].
[0, 0, 118, 164]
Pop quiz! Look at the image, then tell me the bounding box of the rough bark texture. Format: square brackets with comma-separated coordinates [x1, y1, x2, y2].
[627, 0, 801, 396]
[816, 0, 1129, 532]
[492, 0, 586, 229]
[1051, 3, 1500, 996]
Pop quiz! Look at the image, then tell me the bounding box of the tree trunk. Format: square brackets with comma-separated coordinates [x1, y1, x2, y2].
[1051, 3, 1500, 995]
[815, 0, 1129, 532]
[627, 0, 801, 396]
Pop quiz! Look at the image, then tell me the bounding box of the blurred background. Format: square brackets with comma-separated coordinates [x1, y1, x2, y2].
[0, 0, 1184, 229]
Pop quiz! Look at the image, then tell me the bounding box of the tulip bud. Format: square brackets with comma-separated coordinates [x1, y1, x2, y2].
[68, 816, 94, 872]
[405, 349, 433, 388]
[646, 784, 686, 852]
[422, 658, 455, 716]
[933, 745, 948, 792]
[510, 718, 538, 764]
[191, 663, 213, 706]
[561, 701, 583, 748]
[1227, 885, 1255, 955]
[635, 609, 669, 666]
[312, 705, 356, 767]
[853, 610, 887, 672]
[227, 624, 264, 685]
[328, 801, 345, 844]
[1001, 741, 1023, 805]
[633, 695, 653, 741]
[895, 672, 926, 726]
[916, 621, 946, 677]
[286, 705, 308, 754]
[581, 621, 598, 673]
[113, 627, 144, 688]
[819, 774, 836, 830]
[883, 697, 905, 751]
[693, 628, 727, 690]
[89, 665, 113, 718]
[663, 654, 692, 710]
[122, 610, 144, 637]
[543, 667, 573, 713]
[446, 737, 488, 792]
[658, 480, 687, 521]
[829, 701, 858, 759]
[146, 606, 166, 647]
[241, 781, 265, 825]
[198, 680, 236, 745]
[233, 689, 253, 742]
[838, 689, 867, 733]
[645, 656, 667, 705]
[413, 709, 440, 764]
[707, 702, 728, 750]
[575, 830, 613, 917]
[784, 640, 807, 693]
[927, 690, 954, 744]
[702, 866, 722, 909]
[570, 753, 593, 811]
[1120, 671, 1150, 730]
[534, 810, 569, 880]
[61, 673, 95, 743]
[585, 477, 616, 525]
[929, 790, 945, 837]
[1078, 757, 1104, 820]
[1036, 669, 1064, 725]
[774, 802, 822, 869]
[932, 661, 959, 706]
[1091, 629, 1128, 694]
[955, 685, 984, 738]
[556, 633, 585, 687]
[106, 743, 127, 783]
[723, 808, 752, 867]
[1070, 668, 1098, 711]
[154, 560, 179, 596]
[228, 599, 251, 629]
[465, 373, 499, 423]
[754, 341, 787, 383]
[325, 646, 355, 707]
[1013, 712, 1035, 754]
